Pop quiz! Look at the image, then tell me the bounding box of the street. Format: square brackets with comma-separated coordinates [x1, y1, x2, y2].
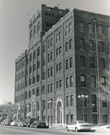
[0, 125, 107, 135]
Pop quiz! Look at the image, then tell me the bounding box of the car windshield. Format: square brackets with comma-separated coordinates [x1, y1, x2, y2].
[77, 120, 87, 123]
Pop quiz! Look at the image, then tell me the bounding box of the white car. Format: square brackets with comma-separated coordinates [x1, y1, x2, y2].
[66, 120, 91, 132]
[10, 121, 19, 126]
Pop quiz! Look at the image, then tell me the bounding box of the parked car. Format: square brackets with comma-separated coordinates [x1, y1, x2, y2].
[17, 120, 27, 127]
[10, 121, 19, 126]
[4, 119, 13, 126]
[66, 120, 91, 132]
[30, 120, 47, 128]
[1, 119, 6, 125]
[25, 118, 37, 127]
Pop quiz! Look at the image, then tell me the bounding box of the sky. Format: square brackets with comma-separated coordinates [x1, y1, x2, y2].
[0, 0, 110, 105]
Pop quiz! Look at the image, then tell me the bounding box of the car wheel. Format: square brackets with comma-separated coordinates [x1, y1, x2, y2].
[67, 128, 69, 131]
[75, 127, 78, 132]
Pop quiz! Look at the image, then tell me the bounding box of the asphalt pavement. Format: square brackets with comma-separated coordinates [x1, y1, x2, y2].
[0, 125, 110, 135]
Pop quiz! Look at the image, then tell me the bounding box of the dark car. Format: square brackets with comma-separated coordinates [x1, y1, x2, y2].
[30, 121, 48, 128]
[25, 118, 37, 127]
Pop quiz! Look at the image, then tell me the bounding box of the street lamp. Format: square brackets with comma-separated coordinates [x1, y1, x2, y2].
[78, 93, 88, 121]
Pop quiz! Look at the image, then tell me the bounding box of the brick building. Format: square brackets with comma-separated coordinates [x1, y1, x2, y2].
[15, 4, 110, 126]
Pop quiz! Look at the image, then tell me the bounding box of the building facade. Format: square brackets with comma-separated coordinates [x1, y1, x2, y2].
[15, 4, 110, 126]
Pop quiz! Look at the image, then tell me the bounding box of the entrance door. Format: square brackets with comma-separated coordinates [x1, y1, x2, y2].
[57, 101, 62, 124]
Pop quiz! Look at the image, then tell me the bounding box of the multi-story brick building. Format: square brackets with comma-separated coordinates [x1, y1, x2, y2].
[15, 4, 110, 126]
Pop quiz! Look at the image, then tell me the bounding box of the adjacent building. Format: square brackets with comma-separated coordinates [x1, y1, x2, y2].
[15, 4, 110, 126]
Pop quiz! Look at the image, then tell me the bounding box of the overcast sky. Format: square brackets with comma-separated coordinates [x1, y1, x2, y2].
[0, 0, 110, 105]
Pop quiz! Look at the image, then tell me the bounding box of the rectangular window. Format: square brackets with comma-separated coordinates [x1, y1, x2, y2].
[65, 26, 68, 36]
[48, 84, 50, 93]
[66, 59, 69, 70]
[70, 57, 73, 68]
[33, 77, 35, 84]
[66, 77, 69, 88]
[50, 52, 53, 61]
[56, 34, 59, 43]
[80, 39, 85, 50]
[37, 74, 40, 82]
[59, 63, 62, 71]
[59, 46, 61, 55]
[70, 95, 73, 106]
[70, 76, 73, 87]
[56, 64, 59, 73]
[99, 42, 104, 52]
[89, 40, 95, 51]
[59, 80, 62, 89]
[79, 22, 84, 31]
[66, 96, 69, 107]
[30, 53, 32, 62]
[90, 57, 95, 68]
[80, 75, 86, 87]
[89, 24, 94, 33]
[102, 100, 107, 107]
[56, 48, 59, 57]
[59, 31, 61, 41]
[69, 23, 72, 33]
[48, 69, 50, 77]
[50, 83, 53, 93]
[37, 61, 40, 69]
[33, 64, 36, 71]
[33, 50, 36, 59]
[80, 56, 85, 67]
[65, 42, 68, 52]
[51, 67, 53, 76]
[29, 66, 32, 73]
[100, 58, 105, 69]
[98, 25, 103, 35]
[69, 39, 72, 50]
[43, 72, 45, 80]
[56, 81, 59, 90]
[91, 76, 96, 88]
[92, 95, 97, 112]
[37, 47, 40, 56]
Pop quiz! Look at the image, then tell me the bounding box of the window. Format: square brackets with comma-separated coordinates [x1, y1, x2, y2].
[66, 77, 69, 88]
[29, 66, 32, 73]
[37, 22, 40, 33]
[50, 52, 53, 61]
[33, 50, 36, 59]
[70, 95, 73, 106]
[99, 42, 104, 52]
[33, 77, 35, 84]
[65, 26, 68, 36]
[103, 115, 107, 123]
[59, 80, 62, 89]
[29, 90, 31, 98]
[36, 87, 39, 96]
[43, 72, 45, 80]
[56, 81, 59, 90]
[30, 53, 32, 62]
[65, 42, 68, 52]
[33, 64, 36, 71]
[102, 100, 107, 107]
[56, 48, 59, 57]
[80, 39, 85, 50]
[69, 23, 72, 33]
[37, 74, 40, 82]
[108, 27, 110, 35]
[69, 39, 72, 50]
[48, 84, 50, 93]
[56, 64, 58, 73]
[66, 59, 69, 70]
[100, 58, 105, 69]
[89, 24, 94, 33]
[51, 67, 53, 76]
[101, 76, 106, 85]
[90, 57, 95, 68]
[42, 85, 45, 95]
[92, 95, 97, 112]
[37, 61, 40, 69]
[79, 22, 84, 31]
[50, 83, 53, 93]
[91, 76, 96, 88]
[33, 26, 36, 37]
[43, 45, 45, 53]
[80, 75, 86, 87]
[89, 40, 95, 51]
[30, 30, 32, 41]
[59, 31, 61, 41]
[59, 63, 62, 71]
[37, 47, 40, 56]
[70, 76, 73, 87]
[80, 56, 85, 67]
[98, 25, 103, 35]
[70, 57, 73, 68]
[56, 34, 59, 43]
[59, 46, 61, 55]
[66, 96, 69, 107]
